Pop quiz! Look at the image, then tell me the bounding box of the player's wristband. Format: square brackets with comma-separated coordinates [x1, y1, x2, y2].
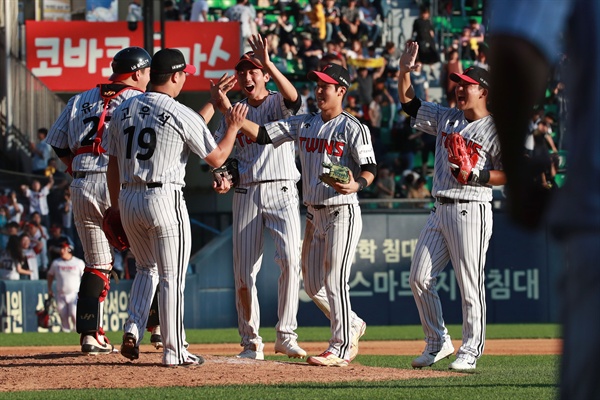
[469, 169, 490, 184]
[356, 177, 368, 192]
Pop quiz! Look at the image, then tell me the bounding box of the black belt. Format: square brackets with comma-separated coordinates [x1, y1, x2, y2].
[73, 172, 88, 179]
[311, 205, 327, 210]
[436, 196, 470, 204]
[121, 182, 163, 189]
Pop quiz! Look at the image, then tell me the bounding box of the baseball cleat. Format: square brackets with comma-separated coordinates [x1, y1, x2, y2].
[236, 348, 265, 360]
[307, 351, 349, 367]
[120, 333, 140, 361]
[274, 338, 307, 358]
[349, 321, 367, 361]
[411, 340, 455, 368]
[448, 357, 477, 371]
[166, 353, 205, 368]
[150, 326, 163, 349]
[81, 332, 114, 355]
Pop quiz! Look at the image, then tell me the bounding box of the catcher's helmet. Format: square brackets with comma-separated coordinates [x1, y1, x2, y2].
[109, 46, 151, 80]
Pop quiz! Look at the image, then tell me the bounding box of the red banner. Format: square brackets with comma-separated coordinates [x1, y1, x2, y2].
[26, 21, 241, 92]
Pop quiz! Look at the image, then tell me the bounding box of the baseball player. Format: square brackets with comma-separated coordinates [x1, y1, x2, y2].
[105, 48, 247, 367]
[47, 243, 85, 333]
[235, 63, 375, 367]
[398, 42, 506, 371]
[207, 34, 305, 360]
[46, 46, 151, 354]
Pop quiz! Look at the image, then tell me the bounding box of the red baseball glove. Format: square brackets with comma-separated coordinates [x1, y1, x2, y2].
[102, 207, 129, 251]
[447, 133, 475, 184]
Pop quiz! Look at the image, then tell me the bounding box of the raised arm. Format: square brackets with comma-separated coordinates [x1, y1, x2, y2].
[249, 34, 299, 104]
[204, 104, 249, 168]
[198, 73, 237, 122]
[398, 41, 420, 104]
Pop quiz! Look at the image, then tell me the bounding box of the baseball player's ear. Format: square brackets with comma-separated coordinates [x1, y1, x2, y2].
[263, 72, 271, 82]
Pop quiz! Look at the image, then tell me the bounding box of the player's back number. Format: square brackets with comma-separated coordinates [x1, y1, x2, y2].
[124, 126, 156, 160]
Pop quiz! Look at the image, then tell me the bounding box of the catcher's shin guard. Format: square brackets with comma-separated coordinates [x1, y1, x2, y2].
[76, 268, 111, 334]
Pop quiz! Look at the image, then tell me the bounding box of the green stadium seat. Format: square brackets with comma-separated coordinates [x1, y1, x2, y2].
[554, 173, 566, 188]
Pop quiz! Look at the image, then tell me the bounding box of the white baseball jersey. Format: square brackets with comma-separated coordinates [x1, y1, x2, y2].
[264, 110, 375, 360]
[409, 100, 501, 365]
[213, 91, 302, 352]
[47, 256, 85, 295]
[47, 85, 144, 269]
[0, 252, 21, 280]
[106, 91, 216, 366]
[266, 111, 377, 206]
[47, 255, 85, 332]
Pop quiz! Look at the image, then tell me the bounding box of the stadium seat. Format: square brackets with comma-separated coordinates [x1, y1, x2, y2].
[554, 173, 566, 188]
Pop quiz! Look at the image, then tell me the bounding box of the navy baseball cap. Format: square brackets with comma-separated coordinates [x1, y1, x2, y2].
[450, 66, 490, 90]
[235, 51, 264, 71]
[308, 64, 351, 88]
[151, 48, 196, 75]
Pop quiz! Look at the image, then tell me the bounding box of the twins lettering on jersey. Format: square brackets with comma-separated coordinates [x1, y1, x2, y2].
[299, 136, 345, 156]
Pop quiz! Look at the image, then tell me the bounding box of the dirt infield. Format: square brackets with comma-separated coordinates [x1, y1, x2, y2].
[0, 339, 561, 392]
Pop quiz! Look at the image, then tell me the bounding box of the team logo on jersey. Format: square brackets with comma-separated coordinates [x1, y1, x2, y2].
[460, 210, 468, 216]
[299, 136, 345, 156]
[303, 123, 311, 128]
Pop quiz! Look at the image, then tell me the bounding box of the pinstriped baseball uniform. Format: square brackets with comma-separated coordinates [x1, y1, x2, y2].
[213, 91, 302, 352]
[47, 86, 143, 270]
[265, 110, 376, 360]
[409, 101, 502, 364]
[106, 91, 217, 366]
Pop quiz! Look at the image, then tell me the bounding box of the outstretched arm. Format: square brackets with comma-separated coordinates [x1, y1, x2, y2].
[249, 34, 299, 104]
[204, 104, 249, 168]
[398, 41, 419, 104]
[198, 74, 237, 122]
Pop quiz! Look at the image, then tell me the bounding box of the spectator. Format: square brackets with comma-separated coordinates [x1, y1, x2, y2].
[304, 0, 326, 41]
[0, 205, 8, 248]
[473, 43, 489, 71]
[31, 128, 52, 176]
[407, 176, 432, 208]
[177, 0, 193, 21]
[382, 41, 400, 71]
[24, 216, 48, 278]
[299, 84, 314, 115]
[225, 0, 255, 54]
[21, 176, 53, 230]
[324, 0, 343, 43]
[354, 65, 385, 110]
[411, 6, 440, 78]
[344, 95, 364, 122]
[190, 0, 209, 21]
[276, 0, 303, 27]
[458, 26, 477, 61]
[47, 242, 84, 332]
[410, 62, 429, 101]
[440, 48, 463, 108]
[375, 165, 395, 208]
[57, 189, 74, 241]
[0, 235, 31, 280]
[274, 12, 298, 59]
[127, 0, 142, 22]
[358, 0, 381, 46]
[468, 18, 486, 44]
[6, 190, 24, 224]
[46, 224, 73, 267]
[392, 111, 422, 170]
[340, 0, 364, 42]
[20, 233, 39, 280]
[297, 32, 323, 72]
[164, 0, 181, 21]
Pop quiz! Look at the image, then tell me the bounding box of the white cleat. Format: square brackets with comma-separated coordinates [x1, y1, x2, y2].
[349, 321, 367, 361]
[237, 344, 265, 360]
[448, 357, 477, 371]
[307, 351, 349, 367]
[411, 341, 455, 368]
[274, 338, 307, 359]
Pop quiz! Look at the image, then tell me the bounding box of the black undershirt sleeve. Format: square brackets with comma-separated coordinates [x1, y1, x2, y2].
[52, 145, 71, 158]
[400, 97, 422, 119]
[256, 126, 273, 144]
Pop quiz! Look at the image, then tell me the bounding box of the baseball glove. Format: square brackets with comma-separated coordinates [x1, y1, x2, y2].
[211, 158, 239, 187]
[319, 162, 351, 186]
[447, 133, 475, 184]
[102, 207, 129, 251]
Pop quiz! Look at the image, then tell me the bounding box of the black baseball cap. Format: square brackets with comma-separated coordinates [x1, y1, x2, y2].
[235, 51, 264, 71]
[151, 48, 196, 75]
[450, 66, 489, 90]
[308, 64, 351, 88]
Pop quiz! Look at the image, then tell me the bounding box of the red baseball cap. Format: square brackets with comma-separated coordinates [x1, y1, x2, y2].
[450, 66, 490, 90]
[235, 52, 264, 71]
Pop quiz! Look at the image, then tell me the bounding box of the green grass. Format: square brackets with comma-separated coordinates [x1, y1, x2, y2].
[1, 324, 561, 347]
[1, 325, 561, 399]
